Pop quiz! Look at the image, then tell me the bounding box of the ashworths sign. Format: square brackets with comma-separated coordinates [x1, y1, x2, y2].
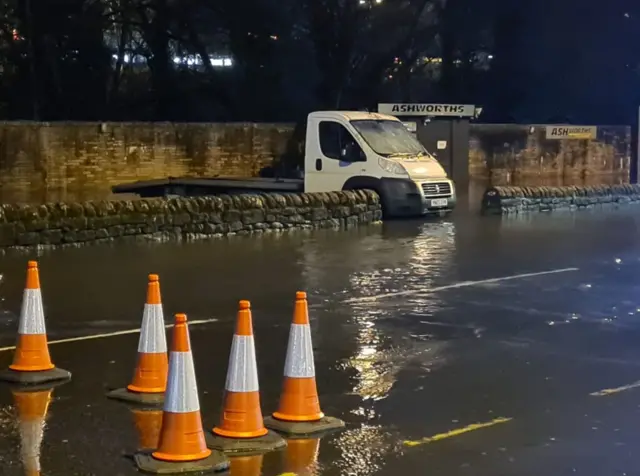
[378, 103, 476, 117]
[545, 125, 597, 140]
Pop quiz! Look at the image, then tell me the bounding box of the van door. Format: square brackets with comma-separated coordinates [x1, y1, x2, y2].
[304, 117, 367, 193]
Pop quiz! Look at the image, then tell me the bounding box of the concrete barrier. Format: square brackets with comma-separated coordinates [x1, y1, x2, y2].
[0, 190, 382, 248]
[481, 184, 640, 215]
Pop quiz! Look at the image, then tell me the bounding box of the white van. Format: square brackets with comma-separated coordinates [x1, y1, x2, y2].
[302, 110, 456, 217]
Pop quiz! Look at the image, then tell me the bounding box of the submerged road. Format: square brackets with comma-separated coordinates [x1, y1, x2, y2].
[1, 201, 640, 475]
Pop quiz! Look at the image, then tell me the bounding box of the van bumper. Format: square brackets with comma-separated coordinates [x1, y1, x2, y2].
[380, 178, 457, 218]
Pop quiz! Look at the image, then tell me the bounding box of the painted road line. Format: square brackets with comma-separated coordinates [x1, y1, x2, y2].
[0, 318, 219, 352]
[403, 417, 513, 447]
[590, 380, 640, 397]
[345, 267, 580, 304]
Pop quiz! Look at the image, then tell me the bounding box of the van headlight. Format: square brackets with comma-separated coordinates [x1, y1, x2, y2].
[378, 158, 408, 176]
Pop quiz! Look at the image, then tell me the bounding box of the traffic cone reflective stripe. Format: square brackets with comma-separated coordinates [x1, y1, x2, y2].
[13, 388, 52, 476]
[213, 300, 268, 439]
[10, 261, 54, 372]
[152, 314, 211, 463]
[127, 274, 168, 394]
[272, 292, 323, 422]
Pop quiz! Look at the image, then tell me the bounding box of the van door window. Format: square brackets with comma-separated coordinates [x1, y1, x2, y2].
[319, 121, 364, 162]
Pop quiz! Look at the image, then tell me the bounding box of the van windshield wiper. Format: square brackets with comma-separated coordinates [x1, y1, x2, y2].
[386, 152, 414, 158]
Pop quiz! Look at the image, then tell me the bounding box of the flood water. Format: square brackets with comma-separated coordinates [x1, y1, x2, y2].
[0, 191, 640, 475]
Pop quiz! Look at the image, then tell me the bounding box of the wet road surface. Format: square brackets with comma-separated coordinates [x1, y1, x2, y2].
[1, 202, 640, 475]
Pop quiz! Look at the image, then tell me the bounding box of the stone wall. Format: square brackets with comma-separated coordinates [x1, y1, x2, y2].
[0, 190, 381, 248]
[0, 121, 633, 205]
[0, 121, 295, 203]
[481, 184, 640, 215]
[469, 124, 631, 185]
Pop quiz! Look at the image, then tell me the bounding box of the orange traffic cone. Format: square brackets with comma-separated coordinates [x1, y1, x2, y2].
[107, 274, 168, 405]
[134, 313, 229, 474]
[206, 300, 286, 455]
[282, 438, 321, 476]
[12, 387, 54, 476]
[131, 408, 163, 450]
[0, 261, 71, 385]
[264, 292, 344, 436]
[229, 454, 264, 476]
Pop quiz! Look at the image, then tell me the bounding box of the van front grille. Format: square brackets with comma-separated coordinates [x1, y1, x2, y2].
[421, 182, 452, 197]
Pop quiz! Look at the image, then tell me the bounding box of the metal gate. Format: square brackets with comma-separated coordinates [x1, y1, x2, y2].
[417, 121, 453, 177]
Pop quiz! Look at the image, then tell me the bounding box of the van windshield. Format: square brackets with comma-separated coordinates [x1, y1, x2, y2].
[350, 119, 431, 158]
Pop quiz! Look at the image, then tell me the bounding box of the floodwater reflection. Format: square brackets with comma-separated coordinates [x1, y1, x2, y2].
[229, 454, 264, 476]
[130, 408, 163, 451]
[330, 424, 398, 476]
[342, 312, 392, 402]
[281, 437, 321, 475]
[12, 386, 54, 475]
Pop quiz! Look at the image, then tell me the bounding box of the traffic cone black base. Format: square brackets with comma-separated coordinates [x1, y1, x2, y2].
[106, 387, 164, 406]
[205, 430, 286, 456]
[0, 367, 71, 385]
[264, 415, 345, 438]
[134, 450, 229, 474]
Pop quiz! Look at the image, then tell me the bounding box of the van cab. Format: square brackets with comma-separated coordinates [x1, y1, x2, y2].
[303, 111, 456, 217]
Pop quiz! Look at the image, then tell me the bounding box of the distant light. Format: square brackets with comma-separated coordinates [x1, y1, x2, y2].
[210, 57, 233, 67]
[270, 35, 278, 40]
[110, 53, 232, 68]
[488, 54, 494, 59]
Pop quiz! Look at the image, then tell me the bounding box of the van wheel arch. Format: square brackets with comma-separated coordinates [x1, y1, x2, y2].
[341, 176, 390, 214]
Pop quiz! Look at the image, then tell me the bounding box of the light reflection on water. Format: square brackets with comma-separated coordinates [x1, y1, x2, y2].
[337, 221, 457, 402]
[328, 424, 401, 476]
[309, 220, 458, 474]
[347, 221, 457, 300]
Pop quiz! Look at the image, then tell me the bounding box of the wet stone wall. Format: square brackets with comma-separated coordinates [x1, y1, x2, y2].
[469, 124, 631, 185]
[0, 121, 295, 203]
[481, 184, 640, 215]
[0, 190, 381, 248]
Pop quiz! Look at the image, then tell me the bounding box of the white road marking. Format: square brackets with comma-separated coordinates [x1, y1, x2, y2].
[343, 267, 580, 304]
[0, 318, 218, 352]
